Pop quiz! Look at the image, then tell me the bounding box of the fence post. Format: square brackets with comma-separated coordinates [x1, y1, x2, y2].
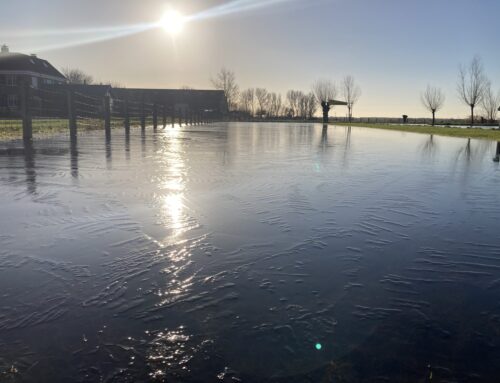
[162, 104, 167, 128]
[67, 89, 77, 140]
[104, 93, 111, 139]
[124, 97, 130, 132]
[20, 81, 32, 141]
[140, 99, 146, 131]
[153, 103, 158, 131]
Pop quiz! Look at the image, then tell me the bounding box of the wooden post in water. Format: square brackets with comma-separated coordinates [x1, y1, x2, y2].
[20, 81, 32, 141]
[140, 98, 146, 131]
[178, 110, 182, 127]
[153, 104, 158, 131]
[162, 104, 167, 128]
[171, 108, 175, 128]
[124, 97, 130, 132]
[104, 93, 111, 139]
[494, 141, 500, 162]
[67, 89, 77, 140]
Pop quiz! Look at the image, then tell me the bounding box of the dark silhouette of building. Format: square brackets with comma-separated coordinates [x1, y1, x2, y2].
[0, 47, 227, 120]
[0, 45, 66, 114]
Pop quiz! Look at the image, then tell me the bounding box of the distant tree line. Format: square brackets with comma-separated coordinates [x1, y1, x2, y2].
[212, 56, 500, 127]
[211, 68, 361, 121]
[62, 67, 122, 87]
[422, 55, 499, 126]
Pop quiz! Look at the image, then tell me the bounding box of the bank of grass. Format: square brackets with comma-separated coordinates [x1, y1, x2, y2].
[331, 121, 500, 141]
[0, 118, 152, 141]
[0, 119, 70, 140]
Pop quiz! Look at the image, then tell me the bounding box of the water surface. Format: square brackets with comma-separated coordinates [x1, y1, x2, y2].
[1, 123, 500, 382]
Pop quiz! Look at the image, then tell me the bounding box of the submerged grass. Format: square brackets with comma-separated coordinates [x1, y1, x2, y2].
[331, 122, 500, 141]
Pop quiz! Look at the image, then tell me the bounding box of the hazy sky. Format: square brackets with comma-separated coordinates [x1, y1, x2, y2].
[1, 0, 499, 118]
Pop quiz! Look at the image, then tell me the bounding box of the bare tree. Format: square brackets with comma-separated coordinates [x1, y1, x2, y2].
[481, 81, 500, 122]
[421, 85, 445, 126]
[62, 67, 94, 84]
[312, 79, 337, 123]
[239, 88, 255, 117]
[342, 75, 361, 122]
[306, 92, 317, 119]
[286, 90, 302, 118]
[268, 92, 283, 118]
[211, 68, 239, 112]
[457, 56, 487, 127]
[298, 92, 308, 119]
[255, 88, 270, 117]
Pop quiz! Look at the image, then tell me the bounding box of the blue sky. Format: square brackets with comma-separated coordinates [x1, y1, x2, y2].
[1, 0, 499, 117]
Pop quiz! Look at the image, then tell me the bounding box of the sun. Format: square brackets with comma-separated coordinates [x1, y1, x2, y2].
[160, 10, 185, 36]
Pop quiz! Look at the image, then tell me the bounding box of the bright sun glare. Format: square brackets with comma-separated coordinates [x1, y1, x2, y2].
[160, 10, 185, 36]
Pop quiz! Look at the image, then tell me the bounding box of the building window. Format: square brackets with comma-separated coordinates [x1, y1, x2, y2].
[6, 75, 16, 86]
[32, 76, 39, 88]
[7, 94, 18, 109]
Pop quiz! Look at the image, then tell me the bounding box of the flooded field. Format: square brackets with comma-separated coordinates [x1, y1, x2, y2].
[1, 122, 500, 382]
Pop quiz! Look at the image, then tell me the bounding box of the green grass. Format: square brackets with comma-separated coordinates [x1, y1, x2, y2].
[0, 117, 171, 140]
[0, 119, 70, 140]
[331, 122, 500, 141]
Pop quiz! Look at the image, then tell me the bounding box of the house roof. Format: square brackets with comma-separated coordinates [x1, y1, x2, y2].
[0, 52, 66, 80]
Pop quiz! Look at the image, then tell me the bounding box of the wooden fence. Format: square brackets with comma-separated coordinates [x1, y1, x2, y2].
[1, 83, 218, 141]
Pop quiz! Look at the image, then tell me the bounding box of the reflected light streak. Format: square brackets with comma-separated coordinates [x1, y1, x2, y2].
[1, 0, 299, 52]
[163, 194, 185, 233]
[158, 129, 191, 240]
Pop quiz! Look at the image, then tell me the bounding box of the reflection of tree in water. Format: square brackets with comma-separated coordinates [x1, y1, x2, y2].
[454, 138, 493, 163]
[320, 124, 328, 151]
[345, 126, 351, 149]
[421, 134, 438, 157]
[341, 126, 352, 168]
[493, 141, 500, 162]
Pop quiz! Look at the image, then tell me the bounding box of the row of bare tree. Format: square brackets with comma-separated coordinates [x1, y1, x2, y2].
[211, 68, 361, 121]
[422, 56, 499, 126]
